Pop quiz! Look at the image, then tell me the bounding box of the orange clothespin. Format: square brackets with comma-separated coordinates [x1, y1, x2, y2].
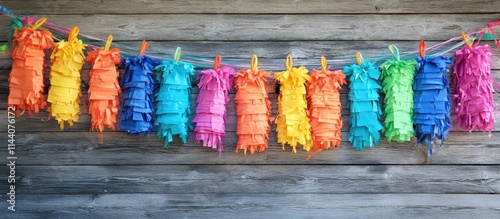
[139, 40, 149, 56]
[461, 31, 473, 49]
[419, 39, 425, 58]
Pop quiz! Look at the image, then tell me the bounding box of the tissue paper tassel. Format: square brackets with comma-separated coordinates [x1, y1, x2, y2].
[413, 56, 452, 154]
[154, 60, 194, 146]
[193, 64, 235, 155]
[379, 58, 417, 142]
[234, 67, 272, 155]
[343, 61, 383, 151]
[120, 56, 159, 136]
[453, 44, 496, 133]
[47, 32, 86, 130]
[307, 65, 346, 154]
[274, 56, 312, 153]
[86, 47, 122, 141]
[8, 25, 54, 115]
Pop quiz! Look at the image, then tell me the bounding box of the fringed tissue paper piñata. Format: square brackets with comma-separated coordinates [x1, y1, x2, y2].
[86, 35, 122, 143]
[120, 41, 159, 136]
[413, 40, 452, 154]
[453, 32, 497, 135]
[307, 56, 345, 158]
[379, 45, 417, 142]
[154, 47, 195, 146]
[47, 27, 86, 130]
[9, 18, 54, 116]
[274, 54, 312, 153]
[343, 53, 383, 151]
[193, 55, 235, 156]
[234, 55, 273, 155]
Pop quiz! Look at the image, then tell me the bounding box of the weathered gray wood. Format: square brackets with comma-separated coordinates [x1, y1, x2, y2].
[2, 194, 499, 219]
[1, 41, 499, 71]
[1, 131, 499, 165]
[1, 14, 496, 41]
[1, 165, 498, 195]
[3, 0, 499, 14]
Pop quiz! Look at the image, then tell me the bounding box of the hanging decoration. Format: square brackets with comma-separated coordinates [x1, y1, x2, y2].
[86, 35, 122, 143]
[379, 45, 417, 142]
[274, 54, 312, 153]
[120, 40, 159, 136]
[234, 54, 273, 155]
[343, 52, 383, 151]
[154, 47, 195, 146]
[413, 40, 453, 155]
[8, 18, 54, 116]
[307, 56, 346, 158]
[453, 31, 497, 134]
[0, 16, 22, 52]
[47, 26, 86, 130]
[193, 55, 235, 155]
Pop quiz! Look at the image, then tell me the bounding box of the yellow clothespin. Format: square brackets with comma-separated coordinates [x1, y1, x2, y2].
[356, 52, 363, 65]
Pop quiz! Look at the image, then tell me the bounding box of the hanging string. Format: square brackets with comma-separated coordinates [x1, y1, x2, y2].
[0, 6, 497, 69]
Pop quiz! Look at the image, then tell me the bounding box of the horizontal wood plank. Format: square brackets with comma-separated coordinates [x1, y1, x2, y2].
[3, 0, 500, 14]
[1, 165, 498, 195]
[1, 131, 499, 165]
[0, 14, 496, 41]
[2, 194, 499, 218]
[1, 41, 499, 72]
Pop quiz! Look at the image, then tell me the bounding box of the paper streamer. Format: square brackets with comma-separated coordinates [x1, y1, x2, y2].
[414, 55, 452, 154]
[453, 34, 497, 134]
[8, 18, 54, 116]
[274, 55, 312, 153]
[234, 55, 273, 155]
[379, 45, 417, 142]
[307, 56, 346, 158]
[0, 17, 22, 51]
[47, 26, 86, 130]
[86, 35, 122, 143]
[193, 55, 235, 155]
[343, 53, 383, 151]
[120, 41, 159, 136]
[154, 47, 195, 146]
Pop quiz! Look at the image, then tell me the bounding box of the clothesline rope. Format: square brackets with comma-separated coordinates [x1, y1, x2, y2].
[0, 6, 497, 69]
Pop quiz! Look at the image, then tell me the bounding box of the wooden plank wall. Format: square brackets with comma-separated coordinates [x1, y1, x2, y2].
[1, 0, 500, 218]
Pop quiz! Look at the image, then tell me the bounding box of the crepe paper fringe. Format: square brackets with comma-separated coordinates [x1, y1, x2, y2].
[379, 49, 417, 142]
[307, 56, 346, 158]
[234, 55, 273, 155]
[193, 55, 235, 156]
[343, 60, 383, 151]
[154, 59, 195, 146]
[453, 44, 497, 134]
[86, 36, 122, 143]
[120, 55, 159, 136]
[413, 56, 452, 155]
[47, 27, 86, 130]
[274, 55, 312, 153]
[8, 18, 54, 116]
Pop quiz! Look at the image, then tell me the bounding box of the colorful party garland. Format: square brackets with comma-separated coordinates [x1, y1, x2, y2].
[4, 14, 500, 157]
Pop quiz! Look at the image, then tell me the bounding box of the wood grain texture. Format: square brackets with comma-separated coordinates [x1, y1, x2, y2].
[1, 1, 500, 217]
[0, 14, 496, 41]
[0, 131, 498, 165]
[2, 194, 499, 219]
[1, 165, 498, 195]
[2, 0, 500, 14]
[1, 41, 499, 66]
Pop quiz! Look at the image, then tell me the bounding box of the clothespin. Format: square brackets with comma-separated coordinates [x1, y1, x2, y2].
[419, 39, 425, 58]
